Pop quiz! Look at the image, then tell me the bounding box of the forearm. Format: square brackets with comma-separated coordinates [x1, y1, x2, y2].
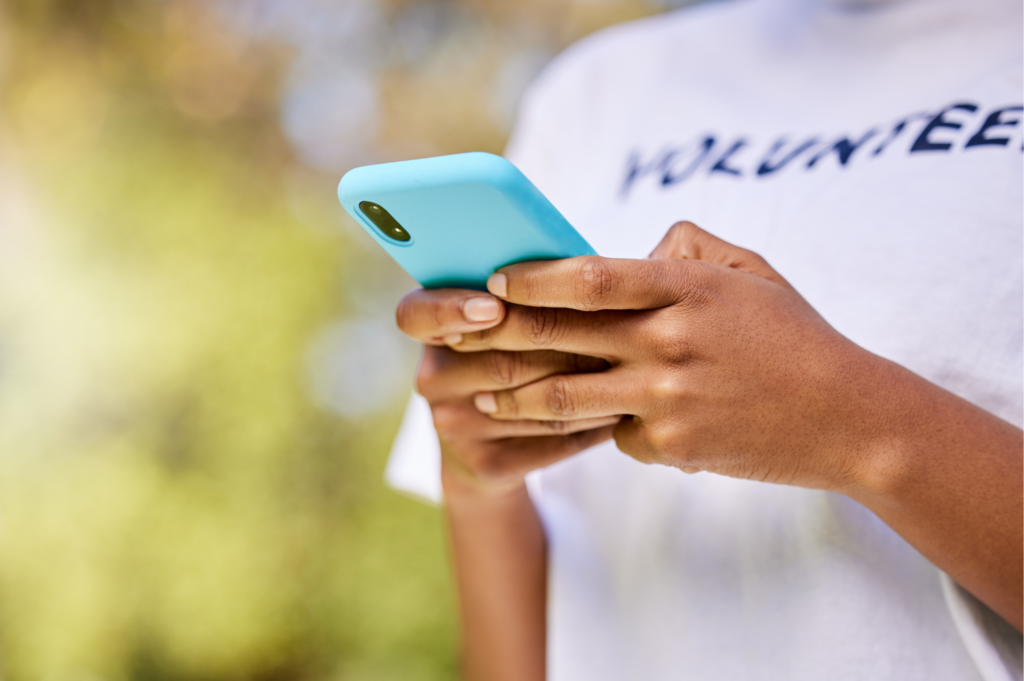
[443, 463, 547, 681]
[843, 356, 1023, 631]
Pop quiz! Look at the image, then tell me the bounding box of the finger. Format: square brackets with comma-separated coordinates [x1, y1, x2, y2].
[416, 346, 609, 402]
[396, 288, 506, 344]
[451, 304, 636, 359]
[612, 415, 702, 472]
[455, 425, 617, 484]
[485, 255, 709, 312]
[474, 368, 638, 421]
[484, 415, 623, 438]
[611, 415, 657, 464]
[649, 221, 789, 286]
[431, 401, 622, 440]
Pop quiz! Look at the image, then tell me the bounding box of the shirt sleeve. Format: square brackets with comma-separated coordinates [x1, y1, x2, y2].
[384, 392, 443, 504]
[941, 573, 1024, 681]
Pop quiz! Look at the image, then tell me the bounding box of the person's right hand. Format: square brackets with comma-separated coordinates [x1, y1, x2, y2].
[396, 288, 620, 495]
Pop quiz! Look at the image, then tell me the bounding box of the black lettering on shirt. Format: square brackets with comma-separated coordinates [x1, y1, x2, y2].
[910, 102, 979, 152]
[806, 129, 879, 168]
[662, 136, 715, 185]
[709, 138, 747, 176]
[622, 148, 666, 196]
[620, 99, 1018, 197]
[756, 138, 819, 176]
[965, 106, 1024, 148]
[872, 114, 929, 156]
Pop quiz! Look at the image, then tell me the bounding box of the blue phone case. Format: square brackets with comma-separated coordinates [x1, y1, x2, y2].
[337, 152, 597, 290]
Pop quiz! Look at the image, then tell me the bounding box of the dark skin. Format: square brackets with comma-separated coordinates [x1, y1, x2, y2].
[397, 222, 1023, 681]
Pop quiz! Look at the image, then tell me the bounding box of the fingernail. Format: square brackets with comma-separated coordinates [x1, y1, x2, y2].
[681, 466, 701, 474]
[474, 392, 498, 413]
[443, 333, 462, 346]
[463, 297, 500, 322]
[487, 273, 507, 298]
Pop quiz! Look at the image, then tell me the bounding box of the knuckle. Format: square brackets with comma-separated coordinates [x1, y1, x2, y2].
[667, 221, 701, 255]
[464, 324, 495, 348]
[524, 307, 566, 348]
[645, 422, 676, 451]
[643, 316, 694, 363]
[574, 257, 616, 310]
[497, 390, 520, 417]
[612, 422, 645, 461]
[648, 371, 691, 400]
[627, 439, 658, 465]
[668, 220, 699, 240]
[741, 247, 764, 264]
[430, 299, 446, 332]
[612, 417, 662, 464]
[672, 261, 716, 309]
[746, 251, 774, 273]
[483, 351, 519, 387]
[542, 419, 571, 434]
[545, 376, 579, 418]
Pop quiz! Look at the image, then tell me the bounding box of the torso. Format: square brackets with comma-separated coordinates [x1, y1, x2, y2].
[505, 0, 1023, 677]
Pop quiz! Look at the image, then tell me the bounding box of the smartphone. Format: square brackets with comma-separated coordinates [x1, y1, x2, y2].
[337, 152, 596, 290]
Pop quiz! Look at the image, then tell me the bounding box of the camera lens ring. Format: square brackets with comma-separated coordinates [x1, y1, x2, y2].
[359, 201, 411, 243]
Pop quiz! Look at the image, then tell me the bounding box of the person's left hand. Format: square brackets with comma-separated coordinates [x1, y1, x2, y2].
[448, 221, 898, 493]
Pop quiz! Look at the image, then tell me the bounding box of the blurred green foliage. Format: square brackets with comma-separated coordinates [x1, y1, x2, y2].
[0, 2, 455, 678]
[0, 0, 670, 678]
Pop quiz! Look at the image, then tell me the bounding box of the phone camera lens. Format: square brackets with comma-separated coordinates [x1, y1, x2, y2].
[359, 201, 410, 242]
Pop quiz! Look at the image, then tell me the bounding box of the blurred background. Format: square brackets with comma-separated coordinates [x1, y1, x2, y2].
[0, 0, 694, 678]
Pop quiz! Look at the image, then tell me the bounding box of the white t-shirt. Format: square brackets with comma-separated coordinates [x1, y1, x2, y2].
[385, 0, 1024, 678]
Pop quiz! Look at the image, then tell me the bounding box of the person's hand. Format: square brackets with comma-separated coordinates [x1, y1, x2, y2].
[395, 288, 620, 496]
[451, 221, 897, 493]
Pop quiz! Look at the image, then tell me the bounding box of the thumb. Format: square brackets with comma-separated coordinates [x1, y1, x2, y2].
[649, 221, 789, 286]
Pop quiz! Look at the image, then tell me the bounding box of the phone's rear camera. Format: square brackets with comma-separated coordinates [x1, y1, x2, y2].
[359, 201, 410, 242]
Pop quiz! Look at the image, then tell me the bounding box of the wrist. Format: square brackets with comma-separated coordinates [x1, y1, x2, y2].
[824, 350, 929, 501]
[441, 455, 529, 503]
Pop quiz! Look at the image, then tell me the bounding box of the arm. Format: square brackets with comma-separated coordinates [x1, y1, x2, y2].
[448, 221, 1023, 631]
[842, 359, 1022, 630]
[394, 287, 618, 679]
[443, 468, 547, 681]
